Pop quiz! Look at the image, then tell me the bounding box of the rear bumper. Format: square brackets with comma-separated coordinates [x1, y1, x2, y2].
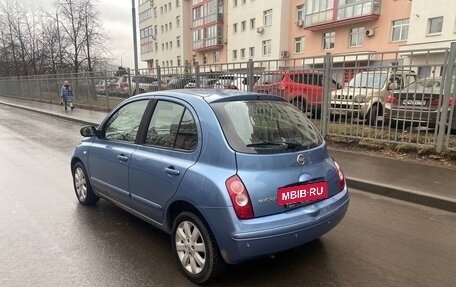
[384, 105, 438, 125]
[201, 188, 349, 264]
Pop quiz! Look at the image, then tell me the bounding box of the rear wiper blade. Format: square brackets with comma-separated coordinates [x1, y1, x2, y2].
[246, 141, 304, 149]
[246, 141, 283, 147]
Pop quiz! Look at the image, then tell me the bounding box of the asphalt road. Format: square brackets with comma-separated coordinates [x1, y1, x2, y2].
[1, 105, 455, 287]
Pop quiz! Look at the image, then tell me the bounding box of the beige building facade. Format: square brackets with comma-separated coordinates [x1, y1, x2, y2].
[137, 0, 455, 77]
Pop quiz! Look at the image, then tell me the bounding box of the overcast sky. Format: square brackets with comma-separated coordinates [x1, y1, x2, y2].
[28, 0, 143, 69]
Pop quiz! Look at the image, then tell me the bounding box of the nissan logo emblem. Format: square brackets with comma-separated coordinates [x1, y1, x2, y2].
[296, 154, 305, 165]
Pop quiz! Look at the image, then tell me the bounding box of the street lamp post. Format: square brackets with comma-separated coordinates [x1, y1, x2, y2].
[131, 0, 139, 93]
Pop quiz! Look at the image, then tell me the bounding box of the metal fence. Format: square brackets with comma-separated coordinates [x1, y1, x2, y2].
[0, 44, 455, 152]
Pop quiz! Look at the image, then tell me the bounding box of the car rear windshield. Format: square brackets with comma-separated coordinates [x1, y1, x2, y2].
[211, 100, 323, 154]
[257, 73, 284, 85]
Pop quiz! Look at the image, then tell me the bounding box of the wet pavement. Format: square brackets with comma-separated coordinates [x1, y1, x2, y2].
[1, 105, 455, 286]
[1, 95, 455, 213]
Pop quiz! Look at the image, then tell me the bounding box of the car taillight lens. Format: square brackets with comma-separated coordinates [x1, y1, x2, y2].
[225, 175, 254, 219]
[449, 97, 454, 106]
[386, 94, 398, 104]
[333, 160, 346, 192]
[429, 97, 440, 107]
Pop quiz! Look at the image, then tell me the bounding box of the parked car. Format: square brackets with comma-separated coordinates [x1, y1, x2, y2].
[108, 75, 130, 97]
[167, 75, 194, 89]
[184, 77, 218, 89]
[213, 74, 243, 89]
[254, 70, 342, 116]
[384, 77, 456, 131]
[330, 69, 417, 125]
[71, 90, 349, 284]
[131, 75, 167, 95]
[226, 75, 260, 91]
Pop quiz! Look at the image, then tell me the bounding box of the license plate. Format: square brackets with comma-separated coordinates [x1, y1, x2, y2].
[402, 99, 425, 106]
[277, 181, 328, 205]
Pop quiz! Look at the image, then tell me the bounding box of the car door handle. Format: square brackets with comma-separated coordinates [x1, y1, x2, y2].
[117, 154, 129, 162]
[165, 167, 180, 176]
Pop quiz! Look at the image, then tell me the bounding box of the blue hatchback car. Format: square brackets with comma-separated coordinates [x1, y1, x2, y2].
[71, 89, 349, 283]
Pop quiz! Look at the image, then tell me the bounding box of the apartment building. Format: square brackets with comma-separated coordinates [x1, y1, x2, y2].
[399, 0, 456, 77]
[227, 0, 291, 66]
[137, 0, 456, 78]
[289, 0, 412, 82]
[138, 0, 192, 72]
[190, 0, 227, 67]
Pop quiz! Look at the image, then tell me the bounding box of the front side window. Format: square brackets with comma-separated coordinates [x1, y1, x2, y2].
[145, 101, 197, 151]
[428, 16, 443, 34]
[349, 26, 364, 47]
[211, 100, 323, 154]
[322, 31, 335, 50]
[104, 100, 149, 142]
[263, 9, 272, 26]
[391, 18, 409, 42]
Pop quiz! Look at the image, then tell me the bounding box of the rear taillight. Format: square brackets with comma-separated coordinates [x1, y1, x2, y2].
[333, 160, 346, 192]
[449, 97, 454, 106]
[386, 94, 398, 104]
[225, 175, 254, 219]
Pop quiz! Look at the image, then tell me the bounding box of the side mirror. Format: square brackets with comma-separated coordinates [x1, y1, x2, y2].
[388, 82, 399, 90]
[80, 126, 97, 137]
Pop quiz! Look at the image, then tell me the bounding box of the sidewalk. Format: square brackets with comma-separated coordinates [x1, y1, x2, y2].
[1, 95, 455, 213]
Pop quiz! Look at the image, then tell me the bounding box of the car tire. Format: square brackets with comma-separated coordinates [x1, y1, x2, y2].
[367, 104, 381, 126]
[292, 97, 307, 114]
[172, 211, 225, 284]
[72, 162, 100, 206]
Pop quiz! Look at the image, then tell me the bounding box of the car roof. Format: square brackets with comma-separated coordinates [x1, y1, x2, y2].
[130, 89, 286, 104]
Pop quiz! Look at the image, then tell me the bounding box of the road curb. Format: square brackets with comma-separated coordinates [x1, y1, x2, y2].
[347, 177, 456, 213]
[0, 100, 98, 126]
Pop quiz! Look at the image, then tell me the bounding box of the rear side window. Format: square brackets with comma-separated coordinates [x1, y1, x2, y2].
[145, 101, 197, 151]
[211, 100, 323, 154]
[291, 73, 323, 86]
[257, 73, 284, 84]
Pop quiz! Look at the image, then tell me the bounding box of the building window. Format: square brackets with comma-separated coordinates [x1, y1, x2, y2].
[177, 36, 181, 47]
[139, 8, 152, 22]
[391, 18, 409, 42]
[322, 31, 335, 50]
[249, 47, 255, 58]
[250, 18, 256, 29]
[170, 41, 173, 49]
[241, 21, 246, 31]
[242, 0, 246, 4]
[176, 0, 180, 7]
[169, 22, 172, 30]
[297, 5, 304, 21]
[214, 51, 219, 63]
[177, 56, 181, 66]
[233, 0, 238, 7]
[349, 26, 364, 47]
[170, 60, 173, 66]
[154, 7, 157, 17]
[203, 53, 207, 64]
[427, 16, 443, 35]
[193, 6, 202, 19]
[155, 60, 159, 68]
[233, 50, 238, 60]
[160, 6, 163, 14]
[168, 2, 171, 10]
[262, 39, 271, 56]
[295, 37, 304, 53]
[263, 9, 272, 26]
[233, 23, 238, 33]
[176, 15, 181, 27]
[240, 48, 245, 59]
[162, 43, 164, 50]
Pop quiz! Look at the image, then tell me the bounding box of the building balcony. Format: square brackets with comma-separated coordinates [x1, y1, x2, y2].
[192, 13, 223, 29]
[304, 0, 381, 31]
[192, 37, 223, 52]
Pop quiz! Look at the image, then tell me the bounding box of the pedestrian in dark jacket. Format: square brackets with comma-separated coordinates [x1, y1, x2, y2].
[60, 80, 74, 110]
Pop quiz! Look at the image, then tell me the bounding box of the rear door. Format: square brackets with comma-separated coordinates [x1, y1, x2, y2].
[128, 98, 201, 223]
